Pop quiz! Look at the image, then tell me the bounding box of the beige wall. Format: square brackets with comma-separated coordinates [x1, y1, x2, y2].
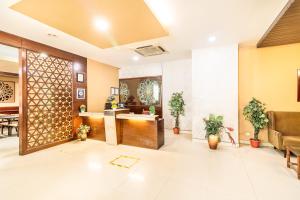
[239, 43, 300, 142]
[87, 59, 119, 112]
[0, 75, 19, 107]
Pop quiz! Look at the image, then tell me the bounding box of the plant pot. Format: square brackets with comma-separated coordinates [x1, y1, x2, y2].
[79, 131, 87, 141]
[208, 135, 220, 150]
[173, 127, 180, 134]
[250, 138, 260, 148]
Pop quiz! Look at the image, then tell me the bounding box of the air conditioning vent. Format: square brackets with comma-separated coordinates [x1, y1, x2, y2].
[134, 45, 167, 57]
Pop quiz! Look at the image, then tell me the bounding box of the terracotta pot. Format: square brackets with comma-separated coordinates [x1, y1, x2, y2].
[208, 135, 220, 150]
[173, 127, 180, 134]
[250, 139, 260, 148]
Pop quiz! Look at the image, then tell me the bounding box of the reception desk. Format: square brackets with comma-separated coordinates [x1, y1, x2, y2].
[78, 110, 164, 149]
[116, 114, 164, 149]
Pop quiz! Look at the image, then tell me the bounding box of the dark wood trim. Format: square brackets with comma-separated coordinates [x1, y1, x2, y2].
[0, 71, 18, 77]
[297, 69, 300, 102]
[119, 75, 162, 81]
[0, 106, 18, 114]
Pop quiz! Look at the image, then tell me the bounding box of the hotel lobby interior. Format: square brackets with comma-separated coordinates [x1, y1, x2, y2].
[1, 0, 300, 199]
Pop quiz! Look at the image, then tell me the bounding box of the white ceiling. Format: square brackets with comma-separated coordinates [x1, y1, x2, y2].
[0, 0, 289, 68]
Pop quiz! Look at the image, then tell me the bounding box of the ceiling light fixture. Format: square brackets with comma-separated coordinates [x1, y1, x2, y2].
[73, 63, 81, 71]
[208, 36, 216, 43]
[39, 52, 48, 58]
[132, 55, 140, 61]
[94, 18, 110, 32]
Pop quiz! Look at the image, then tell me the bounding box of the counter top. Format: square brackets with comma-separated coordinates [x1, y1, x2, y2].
[79, 112, 104, 118]
[116, 114, 160, 121]
[104, 108, 130, 112]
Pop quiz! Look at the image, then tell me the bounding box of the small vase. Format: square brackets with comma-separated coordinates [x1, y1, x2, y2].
[208, 135, 219, 150]
[80, 131, 87, 141]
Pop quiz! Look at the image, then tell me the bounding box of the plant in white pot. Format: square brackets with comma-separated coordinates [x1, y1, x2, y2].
[203, 114, 235, 150]
[77, 124, 90, 141]
[243, 98, 269, 148]
[168, 92, 185, 134]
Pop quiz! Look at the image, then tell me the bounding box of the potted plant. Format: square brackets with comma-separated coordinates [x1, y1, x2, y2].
[77, 124, 90, 141]
[203, 114, 235, 150]
[243, 98, 269, 148]
[79, 104, 86, 113]
[111, 100, 118, 110]
[149, 105, 156, 115]
[168, 92, 185, 134]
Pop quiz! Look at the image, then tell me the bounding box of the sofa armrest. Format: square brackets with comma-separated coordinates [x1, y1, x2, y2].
[268, 130, 283, 149]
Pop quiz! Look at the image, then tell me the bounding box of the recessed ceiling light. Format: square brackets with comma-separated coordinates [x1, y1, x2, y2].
[47, 33, 57, 37]
[94, 18, 110, 32]
[39, 52, 48, 58]
[73, 63, 80, 71]
[208, 36, 216, 43]
[132, 55, 140, 61]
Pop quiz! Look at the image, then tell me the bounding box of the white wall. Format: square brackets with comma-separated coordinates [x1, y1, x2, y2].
[162, 59, 192, 131]
[119, 59, 192, 131]
[192, 44, 239, 142]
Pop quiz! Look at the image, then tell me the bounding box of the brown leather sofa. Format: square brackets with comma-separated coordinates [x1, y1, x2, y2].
[268, 111, 300, 154]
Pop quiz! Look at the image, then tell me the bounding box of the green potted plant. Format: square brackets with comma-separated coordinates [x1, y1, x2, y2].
[79, 104, 86, 113]
[149, 105, 156, 115]
[168, 92, 185, 134]
[243, 98, 269, 148]
[203, 114, 235, 150]
[77, 124, 90, 141]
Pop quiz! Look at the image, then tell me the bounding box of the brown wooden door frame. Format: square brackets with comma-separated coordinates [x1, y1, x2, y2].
[0, 31, 87, 155]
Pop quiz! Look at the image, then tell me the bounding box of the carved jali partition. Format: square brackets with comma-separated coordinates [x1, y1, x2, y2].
[26, 50, 73, 150]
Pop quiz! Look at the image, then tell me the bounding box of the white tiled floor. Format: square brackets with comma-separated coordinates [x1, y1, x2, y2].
[0, 130, 300, 200]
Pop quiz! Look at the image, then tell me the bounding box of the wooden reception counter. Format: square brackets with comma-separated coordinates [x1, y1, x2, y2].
[79, 110, 164, 149]
[116, 114, 164, 149]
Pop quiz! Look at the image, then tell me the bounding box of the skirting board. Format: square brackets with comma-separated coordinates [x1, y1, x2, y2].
[239, 140, 273, 147]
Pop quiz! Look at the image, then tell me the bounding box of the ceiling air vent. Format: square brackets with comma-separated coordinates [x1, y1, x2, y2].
[134, 45, 167, 57]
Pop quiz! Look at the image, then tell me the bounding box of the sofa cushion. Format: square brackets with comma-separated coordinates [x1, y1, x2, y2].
[282, 136, 300, 148]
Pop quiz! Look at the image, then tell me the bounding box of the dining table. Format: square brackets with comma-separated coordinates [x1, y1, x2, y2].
[0, 114, 19, 136]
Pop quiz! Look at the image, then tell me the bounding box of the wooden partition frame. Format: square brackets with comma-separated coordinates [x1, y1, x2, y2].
[0, 31, 87, 155]
[297, 69, 300, 102]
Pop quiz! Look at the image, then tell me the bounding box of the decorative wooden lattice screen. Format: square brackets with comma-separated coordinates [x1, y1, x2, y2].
[26, 50, 73, 150]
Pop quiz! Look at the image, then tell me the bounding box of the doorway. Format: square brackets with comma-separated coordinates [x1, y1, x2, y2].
[0, 44, 20, 156]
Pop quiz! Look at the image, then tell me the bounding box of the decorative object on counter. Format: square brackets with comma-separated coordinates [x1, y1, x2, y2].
[77, 124, 90, 141]
[137, 79, 160, 105]
[79, 104, 86, 113]
[0, 81, 15, 103]
[111, 100, 118, 110]
[76, 88, 86, 99]
[149, 105, 156, 115]
[119, 82, 130, 103]
[76, 73, 84, 83]
[243, 98, 269, 148]
[110, 87, 119, 96]
[203, 114, 235, 150]
[105, 95, 115, 110]
[142, 109, 150, 115]
[168, 92, 185, 134]
[118, 102, 125, 109]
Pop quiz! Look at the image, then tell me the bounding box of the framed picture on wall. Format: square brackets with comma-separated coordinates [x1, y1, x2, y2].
[77, 73, 84, 83]
[77, 88, 86, 99]
[111, 87, 119, 96]
[297, 69, 300, 102]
